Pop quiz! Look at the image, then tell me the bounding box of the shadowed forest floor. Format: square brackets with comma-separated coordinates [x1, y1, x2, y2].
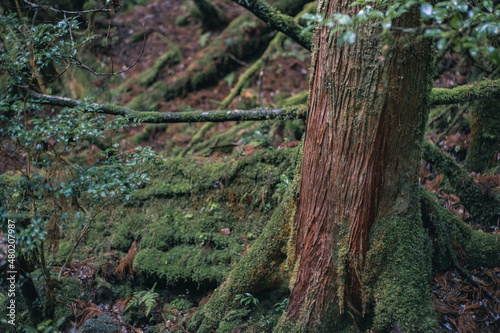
[0, 0, 499, 332]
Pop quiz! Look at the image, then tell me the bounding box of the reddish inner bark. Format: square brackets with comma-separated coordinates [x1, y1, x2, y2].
[287, 1, 431, 327]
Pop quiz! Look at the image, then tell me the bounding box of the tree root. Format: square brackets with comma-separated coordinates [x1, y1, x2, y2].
[137, 33, 182, 87]
[420, 188, 500, 269]
[161, 0, 312, 103]
[441, 223, 500, 304]
[162, 12, 275, 102]
[422, 140, 500, 225]
[187, 142, 303, 333]
[178, 122, 217, 157]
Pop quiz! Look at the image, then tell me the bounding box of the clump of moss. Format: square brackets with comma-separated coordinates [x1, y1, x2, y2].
[78, 147, 297, 293]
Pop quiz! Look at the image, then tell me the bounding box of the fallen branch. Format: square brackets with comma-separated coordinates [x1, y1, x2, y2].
[26, 90, 307, 123]
[25, 77, 500, 124]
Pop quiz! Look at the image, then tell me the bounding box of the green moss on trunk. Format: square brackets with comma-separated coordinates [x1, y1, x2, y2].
[362, 204, 437, 332]
[465, 98, 500, 173]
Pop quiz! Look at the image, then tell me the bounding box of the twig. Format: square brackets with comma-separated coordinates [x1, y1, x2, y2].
[21, 0, 111, 14]
[68, 26, 147, 76]
[227, 53, 249, 67]
[57, 202, 104, 281]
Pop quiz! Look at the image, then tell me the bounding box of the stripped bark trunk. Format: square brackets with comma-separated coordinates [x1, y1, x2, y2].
[281, 1, 436, 331]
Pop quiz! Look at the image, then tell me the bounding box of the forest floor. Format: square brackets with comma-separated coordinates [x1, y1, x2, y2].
[1, 0, 499, 331]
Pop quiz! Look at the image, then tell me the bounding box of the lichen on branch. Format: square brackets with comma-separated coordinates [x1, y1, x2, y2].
[430, 78, 500, 105]
[26, 90, 307, 123]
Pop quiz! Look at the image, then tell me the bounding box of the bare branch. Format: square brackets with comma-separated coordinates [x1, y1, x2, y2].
[23, 77, 500, 125]
[69, 26, 147, 76]
[21, 0, 112, 14]
[25, 90, 307, 123]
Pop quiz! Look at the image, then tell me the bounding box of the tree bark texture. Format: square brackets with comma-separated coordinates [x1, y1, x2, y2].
[282, 1, 436, 331]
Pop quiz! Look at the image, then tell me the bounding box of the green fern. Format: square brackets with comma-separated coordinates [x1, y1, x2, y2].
[125, 283, 159, 317]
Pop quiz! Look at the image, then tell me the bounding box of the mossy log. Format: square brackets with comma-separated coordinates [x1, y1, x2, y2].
[161, 0, 313, 102]
[137, 34, 182, 87]
[422, 140, 500, 225]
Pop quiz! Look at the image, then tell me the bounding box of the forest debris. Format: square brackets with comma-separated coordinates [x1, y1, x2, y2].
[116, 240, 139, 278]
[432, 267, 500, 333]
[69, 298, 105, 328]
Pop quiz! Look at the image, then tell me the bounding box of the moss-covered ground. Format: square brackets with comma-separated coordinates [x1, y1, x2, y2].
[83, 146, 297, 287]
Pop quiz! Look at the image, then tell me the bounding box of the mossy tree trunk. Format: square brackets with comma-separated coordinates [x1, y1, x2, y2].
[465, 98, 500, 173]
[276, 2, 437, 332]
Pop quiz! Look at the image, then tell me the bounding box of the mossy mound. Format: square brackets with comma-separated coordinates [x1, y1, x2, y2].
[84, 147, 298, 289]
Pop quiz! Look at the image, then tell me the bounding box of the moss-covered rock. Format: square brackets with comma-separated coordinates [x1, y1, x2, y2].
[79, 314, 122, 333]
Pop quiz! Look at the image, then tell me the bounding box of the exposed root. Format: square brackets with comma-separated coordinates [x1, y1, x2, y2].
[422, 140, 500, 225]
[442, 224, 500, 304]
[187, 141, 303, 333]
[420, 187, 500, 269]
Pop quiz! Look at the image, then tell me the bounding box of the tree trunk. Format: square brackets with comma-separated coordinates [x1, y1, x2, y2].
[465, 98, 500, 173]
[278, 2, 437, 332]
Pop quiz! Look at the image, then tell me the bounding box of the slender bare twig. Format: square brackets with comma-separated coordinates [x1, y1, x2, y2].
[21, 0, 112, 14]
[68, 26, 147, 76]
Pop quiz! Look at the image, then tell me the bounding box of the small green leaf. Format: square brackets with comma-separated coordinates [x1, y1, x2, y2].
[483, 0, 493, 12]
[224, 71, 235, 87]
[338, 31, 357, 46]
[450, 15, 463, 29]
[420, 3, 432, 18]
